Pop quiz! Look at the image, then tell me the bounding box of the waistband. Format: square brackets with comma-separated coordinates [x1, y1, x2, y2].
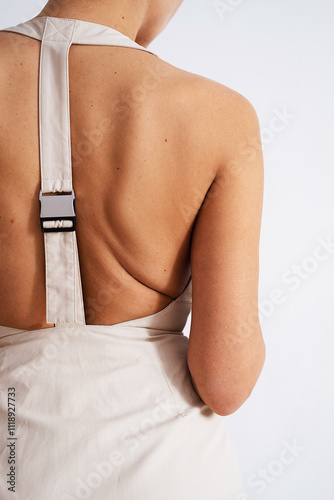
[0, 323, 185, 341]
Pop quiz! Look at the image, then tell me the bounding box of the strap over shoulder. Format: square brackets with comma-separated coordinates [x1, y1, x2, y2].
[1, 16, 159, 56]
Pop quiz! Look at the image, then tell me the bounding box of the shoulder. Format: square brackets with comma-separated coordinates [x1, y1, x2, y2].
[149, 56, 259, 133]
[146, 57, 261, 167]
[0, 30, 37, 49]
[156, 57, 257, 112]
[0, 31, 40, 69]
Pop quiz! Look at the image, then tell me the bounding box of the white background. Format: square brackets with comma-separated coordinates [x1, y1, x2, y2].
[1, 1, 333, 499]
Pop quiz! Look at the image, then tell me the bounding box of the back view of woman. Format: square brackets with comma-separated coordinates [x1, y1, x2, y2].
[0, 0, 265, 498]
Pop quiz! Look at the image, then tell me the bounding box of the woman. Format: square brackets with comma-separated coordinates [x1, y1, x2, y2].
[0, 0, 265, 498]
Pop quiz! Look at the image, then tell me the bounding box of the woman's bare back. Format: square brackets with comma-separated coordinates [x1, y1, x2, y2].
[0, 14, 266, 414]
[0, 30, 222, 330]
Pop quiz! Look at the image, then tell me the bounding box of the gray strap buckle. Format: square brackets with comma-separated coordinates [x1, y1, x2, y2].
[39, 189, 76, 233]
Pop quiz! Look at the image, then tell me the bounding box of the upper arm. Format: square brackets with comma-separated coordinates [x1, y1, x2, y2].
[187, 91, 265, 415]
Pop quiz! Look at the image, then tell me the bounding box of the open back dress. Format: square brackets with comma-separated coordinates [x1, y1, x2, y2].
[0, 16, 245, 500]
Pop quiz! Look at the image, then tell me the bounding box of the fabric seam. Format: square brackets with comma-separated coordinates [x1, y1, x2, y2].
[149, 342, 185, 419]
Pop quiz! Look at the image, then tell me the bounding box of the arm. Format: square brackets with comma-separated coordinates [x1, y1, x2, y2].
[187, 93, 265, 416]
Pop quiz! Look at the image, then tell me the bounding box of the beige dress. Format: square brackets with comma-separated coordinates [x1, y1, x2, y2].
[0, 16, 245, 500]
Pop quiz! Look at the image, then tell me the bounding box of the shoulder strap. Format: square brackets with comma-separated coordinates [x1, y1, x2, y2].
[1, 16, 158, 56]
[1, 16, 159, 326]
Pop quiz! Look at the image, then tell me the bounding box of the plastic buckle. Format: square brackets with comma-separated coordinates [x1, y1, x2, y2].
[39, 189, 76, 233]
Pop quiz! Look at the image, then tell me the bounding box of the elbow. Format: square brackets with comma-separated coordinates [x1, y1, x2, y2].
[189, 341, 266, 417]
[208, 389, 255, 417]
[191, 378, 254, 416]
[191, 376, 252, 417]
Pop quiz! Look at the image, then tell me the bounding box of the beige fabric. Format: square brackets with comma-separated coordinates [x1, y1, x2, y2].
[0, 16, 245, 499]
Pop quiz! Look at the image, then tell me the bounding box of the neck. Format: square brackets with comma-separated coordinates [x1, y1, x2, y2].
[34, 0, 150, 46]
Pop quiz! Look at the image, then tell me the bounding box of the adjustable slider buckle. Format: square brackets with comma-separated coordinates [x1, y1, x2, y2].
[39, 189, 76, 233]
